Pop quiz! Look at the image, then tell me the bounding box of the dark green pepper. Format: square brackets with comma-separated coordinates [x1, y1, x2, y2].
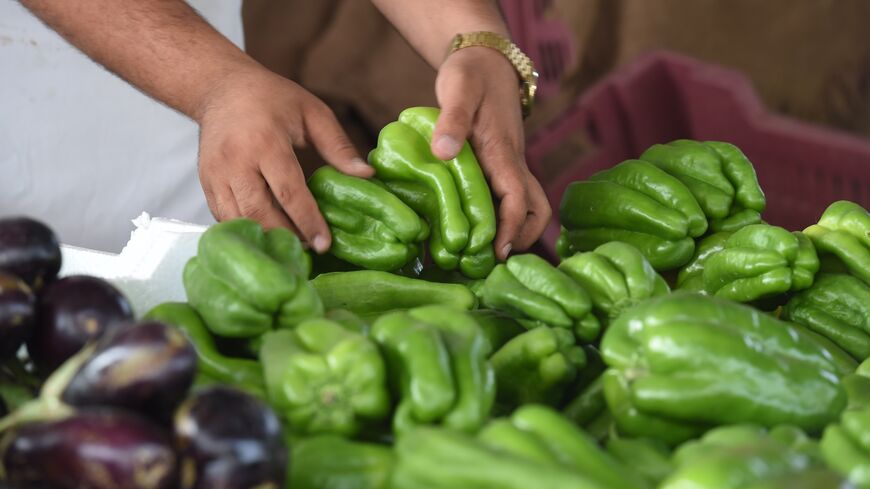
[260, 318, 390, 436]
[391, 426, 612, 489]
[640, 139, 766, 229]
[289, 435, 394, 489]
[310, 270, 476, 319]
[143, 302, 266, 399]
[805, 200, 870, 286]
[559, 241, 670, 326]
[478, 405, 650, 489]
[468, 309, 526, 352]
[676, 224, 819, 302]
[480, 254, 600, 341]
[490, 327, 586, 406]
[784, 274, 870, 361]
[602, 293, 850, 442]
[605, 437, 673, 486]
[385, 180, 495, 279]
[369, 107, 497, 279]
[558, 159, 707, 270]
[563, 375, 607, 427]
[663, 424, 838, 489]
[308, 166, 427, 271]
[183, 218, 322, 337]
[398, 107, 496, 254]
[371, 305, 494, 434]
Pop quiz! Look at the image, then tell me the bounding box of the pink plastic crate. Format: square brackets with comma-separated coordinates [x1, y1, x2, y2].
[526, 50, 870, 257]
[499, 0, 575, 99]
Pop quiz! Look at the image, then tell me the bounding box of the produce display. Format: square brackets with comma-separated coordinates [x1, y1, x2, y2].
[1, 114, 868, 488]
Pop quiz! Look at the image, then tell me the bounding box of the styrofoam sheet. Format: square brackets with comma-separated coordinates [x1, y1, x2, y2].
[59, 212, 207, 317]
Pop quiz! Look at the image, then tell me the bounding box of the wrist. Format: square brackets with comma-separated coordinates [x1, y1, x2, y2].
[190, 59, 271, 124]
[445, 31, 538, 117]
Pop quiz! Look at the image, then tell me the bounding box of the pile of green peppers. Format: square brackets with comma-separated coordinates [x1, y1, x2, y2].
[558, 139, 766, 270]
[134, 134, 870, 489]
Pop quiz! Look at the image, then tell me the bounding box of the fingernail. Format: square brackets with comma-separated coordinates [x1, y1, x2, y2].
[351, 157, 368, 168]
[312, 234, 330, 254]
[434, 136, 461, 159]
[501, 243, 512, 259]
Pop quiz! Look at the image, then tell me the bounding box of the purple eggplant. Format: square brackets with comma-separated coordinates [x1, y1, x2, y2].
[62, 321, 197, 422]
[28, 275, 133, 374]
[0, 273, 35, 361]
[174, 386, 287, 489]
[1, 409, 177, 489]
[0, 217, 61, 292]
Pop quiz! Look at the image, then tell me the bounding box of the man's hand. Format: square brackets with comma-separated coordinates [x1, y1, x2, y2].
[196, 68, 373, 253]
[371, 0, 553, 261]
[431, 47, 551, 261]
[20, 0, 373, 254]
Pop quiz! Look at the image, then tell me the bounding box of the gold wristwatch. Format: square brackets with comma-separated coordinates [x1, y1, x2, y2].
[448, 31, 538, 118]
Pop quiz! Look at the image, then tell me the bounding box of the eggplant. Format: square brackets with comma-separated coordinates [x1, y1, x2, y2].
[174, 386, 287, 489]
[29, 275, 133, 374]
[1, 409, 177, 489]
[0, 273, 35, 361]
[0, 217, 61, 292]
[62, 321, 197, 422]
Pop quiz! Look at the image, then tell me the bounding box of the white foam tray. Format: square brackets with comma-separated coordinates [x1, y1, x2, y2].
[59, 213, 207, 317]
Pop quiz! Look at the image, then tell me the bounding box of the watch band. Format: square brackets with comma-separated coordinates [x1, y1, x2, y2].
[448, 31, 539, 118]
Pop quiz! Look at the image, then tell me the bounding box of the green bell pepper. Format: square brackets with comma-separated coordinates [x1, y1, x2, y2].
[821, 362, 870, 489]
[289, 435, 394, 489]
[385, 180, 495, 279]
[478, 405, 650, 489]
[391, 426, 614, 489]
[805, 200, 870, 286]
[605, 437, 673, 486]
[371, 305, 494, 434]
[601, 293, 851, 443]
[308, 166, 427, 271]
[310, 270, 476, 319]
[563, 375, 607, 427]
[369, 107, 497, 278]
[260, 318, 390, 436]
[675, 231, 730, 291]
[676, 224, 819, 302]
[490, 327, 586, 406]
[183, 218, 322, 337]
[663, 424, 838, 489]
[639, 139, 766, 229]
[558, 241, 670, 325]
[398, 107, 496, 254]
[143, 302, 266, 399]
[468, 309, 527, 352]
[784, 274, 870, 361]
[558, 159, 707, 270]
[822, 424, 870, 488]
[480, 254, 600, 341]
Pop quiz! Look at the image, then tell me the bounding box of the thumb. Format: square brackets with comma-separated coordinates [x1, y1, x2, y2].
[432, 71, 482, 160]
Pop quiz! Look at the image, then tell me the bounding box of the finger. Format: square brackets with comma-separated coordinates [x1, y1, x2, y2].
[304, 102, 374, 178]
[214, 187, 241, 221]
[260, 146, 333, 254]
[202, 179, 241, 221]
[432, 70, 483, 160]
[475, 137, 528, 261]
[230, 172, 294, 231]
[512, 171, 552, 250]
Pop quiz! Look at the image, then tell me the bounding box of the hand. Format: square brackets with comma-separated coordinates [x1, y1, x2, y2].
[195, 67, 374, 253]
[430, 46, 551, 261]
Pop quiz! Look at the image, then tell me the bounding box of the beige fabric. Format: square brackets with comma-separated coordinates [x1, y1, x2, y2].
[242, 0, 870, 174]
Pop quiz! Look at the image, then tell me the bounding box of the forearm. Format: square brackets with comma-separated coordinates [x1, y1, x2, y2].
[371, 0, 509, 68]
[21, 0, 261, 121]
